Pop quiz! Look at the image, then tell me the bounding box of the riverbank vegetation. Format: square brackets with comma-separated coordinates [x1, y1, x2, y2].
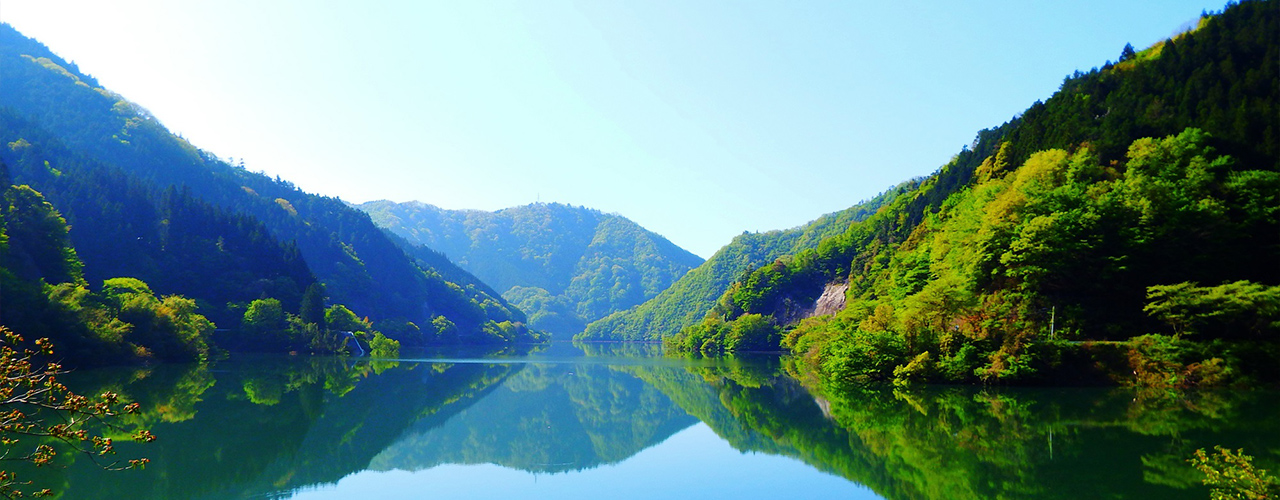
[667, 0, 1279, 389]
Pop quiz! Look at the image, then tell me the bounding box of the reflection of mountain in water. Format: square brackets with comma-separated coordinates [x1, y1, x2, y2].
[30, 356, 521, 500]
[29, 347, 701, 499]
[625, 358, 1280, 500]
[372, 362, 697, 473]
[25, 348, 1280, 500]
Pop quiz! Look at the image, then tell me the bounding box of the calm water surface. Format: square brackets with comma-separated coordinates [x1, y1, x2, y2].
[29, 342, 1278, 499]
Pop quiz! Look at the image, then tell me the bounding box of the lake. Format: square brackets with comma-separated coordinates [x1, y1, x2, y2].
[24, 342, 1277, 499]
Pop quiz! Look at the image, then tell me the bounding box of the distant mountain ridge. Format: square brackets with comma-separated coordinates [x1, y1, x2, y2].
[578, 181, 917, 341]
[358, 201, 704, 335]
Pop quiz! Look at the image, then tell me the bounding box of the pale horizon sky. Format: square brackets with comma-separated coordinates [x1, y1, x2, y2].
[2, 1, 1222, 258]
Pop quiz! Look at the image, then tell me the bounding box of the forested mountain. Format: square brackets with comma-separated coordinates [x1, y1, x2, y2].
[371, 360, 696, 473]
[0, 155, 222, 363]
[578, 181, 916, 341]
[26, 355, 525, 499]
[625, 359, 1280, 500]
[0, 23, 537, 349]
[670, 0, 1280, 388]
[359, 201, 703, 336]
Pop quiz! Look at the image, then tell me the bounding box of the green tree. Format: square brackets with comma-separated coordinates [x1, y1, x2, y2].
[298, 283, 326, 327]
[368, 331, 400, 358]
[1145, 281, 1280, 338]
[98, 278, 214, 361]
[100, 277, 152, 298]
[1120, 42, 1137, 62]
[723, 313, 780, 353]
[431, 316, 458, 343]
[1, 185, 82, 285]
[242, 298, 286, 336]
[324, 305, 366, 333]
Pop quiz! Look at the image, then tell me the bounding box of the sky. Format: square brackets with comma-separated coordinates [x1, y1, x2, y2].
[2, 1, 1222, 258]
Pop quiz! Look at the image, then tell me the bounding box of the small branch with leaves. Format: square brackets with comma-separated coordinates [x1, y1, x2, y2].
[0, 327, 154, 498]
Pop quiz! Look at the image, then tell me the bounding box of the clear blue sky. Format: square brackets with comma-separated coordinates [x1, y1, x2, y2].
[3, 1, 1221, 258]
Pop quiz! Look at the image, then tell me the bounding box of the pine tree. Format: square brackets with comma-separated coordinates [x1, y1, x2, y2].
[299, 282, 326, 327]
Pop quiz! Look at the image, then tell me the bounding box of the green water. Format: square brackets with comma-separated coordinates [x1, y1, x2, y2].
[20, 342, 1277, 499]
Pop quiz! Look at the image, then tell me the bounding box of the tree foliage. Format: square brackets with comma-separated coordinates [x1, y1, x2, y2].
[0, 328, 154, 498]
[668, 1, 1280, 389]
[0, 24, 531, 347]
[581, 181, 917, 341]
[1189, 446, 1279, 500]
[1145, 281, 1280, 338]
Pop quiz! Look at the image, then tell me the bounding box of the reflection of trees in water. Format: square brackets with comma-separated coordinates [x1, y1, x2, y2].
[24, 351, 1279, 500]
[573, 341, 664, 358]
[31, 346, 701, 499]
[370, 360, 697, 473]
[632, 357, 1279, 500]
[29, 354, 521, 500]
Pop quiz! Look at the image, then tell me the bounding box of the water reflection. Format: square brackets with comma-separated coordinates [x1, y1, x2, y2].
[24, 344, 1278, 499]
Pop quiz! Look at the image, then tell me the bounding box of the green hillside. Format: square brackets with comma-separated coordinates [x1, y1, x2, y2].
[359, 201, 703, 336]
[669, 0, 1280, 387]
[578, 181, 916, 341]
[0, 156, 224, 363]
[0, 23, 537, 348]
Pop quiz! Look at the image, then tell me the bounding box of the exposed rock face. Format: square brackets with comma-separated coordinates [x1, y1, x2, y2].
[777, 282, 849, 325]
[809, 283, 849, 318]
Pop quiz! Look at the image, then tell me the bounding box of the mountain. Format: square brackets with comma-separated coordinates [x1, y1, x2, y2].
[671, 0, 1280, 386]
[0, 23, 536, 346]
[0, 113, 316, 325]
[30, 355, 524, 500]
[370, 360, 696, 473]
[578, 180, 917, 341]
[0, 154, 229, 363]
[627, 358, 1280, 500]
[358, 201, 704, 336]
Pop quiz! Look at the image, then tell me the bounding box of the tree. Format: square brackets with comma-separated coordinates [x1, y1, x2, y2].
[1, 185, 82, 285]
[100, 279, 214, 361]
[100, 278, 152, 299]
[724, 313, 780, 352]
[242, 298, 285, 335]
[324, 305, 365, 333]
[431, 316, 458, 343]
[1120, 42, 1137, 62]
[1145, 281, 1280, 338]
[0, 327, 154, 498]
[368, 332, 400, 358]
[240, 298, 290, 352]
[298, 283, 326, 327]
